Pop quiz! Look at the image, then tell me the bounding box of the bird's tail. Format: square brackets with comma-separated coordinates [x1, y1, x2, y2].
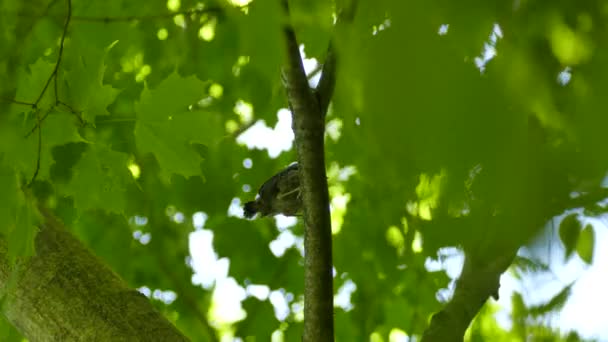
[243, 201, 259, 218]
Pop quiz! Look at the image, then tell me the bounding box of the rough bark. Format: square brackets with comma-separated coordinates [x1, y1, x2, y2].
[282, 21, 334, 342]
[280, 2, 358, 340]
[280, 2, 334, 341]
[0, 208, 188, 342]
[421, 251, 516, 342]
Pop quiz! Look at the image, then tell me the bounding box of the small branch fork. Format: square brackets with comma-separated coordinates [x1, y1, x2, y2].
[279, 1, 358, 341]
[25, 0, 72, 187]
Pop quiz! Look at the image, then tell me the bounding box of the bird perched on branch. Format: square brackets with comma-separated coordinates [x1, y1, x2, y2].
[243, 163, 302, 218]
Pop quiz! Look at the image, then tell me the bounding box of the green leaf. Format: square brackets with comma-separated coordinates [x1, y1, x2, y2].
[511, 256, 550, 280]
[135, 72, 222, 180]
[13, 58, 55, 109]
[212, 217, 278, 285]
[527, 283, 573, 317]
[558, 213, 581, 260]
[237, 0, 283, 82]
[576, 224, 594, 264]
[384, 296, 413, 330]
[63, 144, 131, 214]
[63, 42, 120, 123]
[235, 297, 278, 339]
[0, 110, 84, 181]
[289, 0, 333, 59]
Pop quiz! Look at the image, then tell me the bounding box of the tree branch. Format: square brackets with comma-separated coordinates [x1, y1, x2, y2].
[280, 2, 359, 339]
[33, 0, 71, 108]
[420, 181, 608, 340]
[421, 250, 516, 342]
[314, 0, 358, 117]
[314, 44, 335, 117]
[27, 0, 72, 186]
[280, 0, 333, 340]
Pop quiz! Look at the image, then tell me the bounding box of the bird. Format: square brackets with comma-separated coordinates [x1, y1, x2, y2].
[243, 163, 302, 218]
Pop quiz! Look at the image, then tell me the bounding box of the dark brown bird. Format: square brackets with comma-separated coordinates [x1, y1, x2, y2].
[243, 163, 302, 218]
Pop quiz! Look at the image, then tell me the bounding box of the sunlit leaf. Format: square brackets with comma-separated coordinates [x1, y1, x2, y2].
[64, 145, 131, 214]
[559, 214, 581, 260]
[576, 224, 594, 264]
[527, 283, 573, 317]
[135, 72, 223, 180]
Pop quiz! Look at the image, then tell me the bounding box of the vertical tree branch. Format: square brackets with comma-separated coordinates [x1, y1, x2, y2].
[314, 0, 358, 117]
[314, 44, 335, 117]
[280, 1, 358, 339]
[281, 0, 333, 340]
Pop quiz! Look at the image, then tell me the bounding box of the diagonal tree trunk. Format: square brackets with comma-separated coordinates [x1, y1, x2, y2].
[0, 208, 188, 342]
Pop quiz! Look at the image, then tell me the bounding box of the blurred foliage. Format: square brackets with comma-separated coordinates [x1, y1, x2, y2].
[1, 0, 607, 341]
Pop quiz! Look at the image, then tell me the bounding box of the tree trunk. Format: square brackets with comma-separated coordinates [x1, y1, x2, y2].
[0, 208, 188, 342]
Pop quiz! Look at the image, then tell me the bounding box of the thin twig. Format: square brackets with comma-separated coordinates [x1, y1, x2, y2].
[306, 63, 323, 81]
[25, 110, 53, 138]
[28, 108, 43, 187]
[314, 0, 359, 117]
[27, 0, 72, 186]
[57, 100, 84, 125]
[0, 98, 35, 106]
[314, 44, 335, 117]
[17, 0, 62, 41]
[33, 0, 71, 107]
[52, 0, 71, 106]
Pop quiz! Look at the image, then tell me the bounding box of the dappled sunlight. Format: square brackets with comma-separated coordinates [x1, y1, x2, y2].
[137, 286, 178, 305]
[246, 284, 270, 300]
[410, 169, 446, 221]
[199, 18, 217, 41]
[557, 67, 572, 86]
[157, 28, 168, 40]
[209, 278, 247, 325]
[549, 15, 593, 65]
[269, 228, 304, 258]
[386, 226, 405, 255]
[327, 162, 355, 234]
[237, 109, 294, 157]
[474, 24, 502, 72]
[132, 230, 151, 245]
[334, 278, 356, 311]
[166, 0, 179, 12]
[227, 197, 245, 218]
[269, 289, 293, 321]
[325, 118, 343, 141]
[6, 0, 608, 339]
[228, 0, 253, 6]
